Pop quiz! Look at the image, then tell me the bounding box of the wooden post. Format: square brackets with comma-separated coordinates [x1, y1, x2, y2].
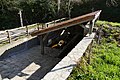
[37, 23, 40, 30]
[58, 0, 61, 14]
[25, 25, 29, 35]
[6, 31, 11, 43]
[68, 0, 71, 19]
[40, 35, 44, 55]
[59, 19, 61, 23]
[97, 27, 102, 44]
[19, 10, 24, 27]
[89, 21, 92, 35]
[54, 20, 56, 25]
[46, 24, 49, 28]
[88, 40, 93, 64]
[40, 24, 44, 55]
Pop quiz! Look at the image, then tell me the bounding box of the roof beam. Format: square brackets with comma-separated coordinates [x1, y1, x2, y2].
[31, 10, 102, 36]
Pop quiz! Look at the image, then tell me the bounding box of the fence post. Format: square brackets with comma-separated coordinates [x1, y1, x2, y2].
[88, 40, 93, 64]
[37, 23, 40, 30]
[6, 31, 11, 43]
[40, 24, 44, 55]
[19, 10, 24, 27]
[25, 25, 29, 36]
[40, 35, 44, 55]
[68, 0, 71, 19]
[59, 19, 62, 23]
[54, 20, 56, 25]
[97, 27, 103, 44]
[47, 24, 49, 27]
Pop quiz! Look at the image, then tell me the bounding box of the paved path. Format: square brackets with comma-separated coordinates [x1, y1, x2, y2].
[0, 18, 66, 43]
[0, 35, 35, 56]
[0, 24, 38, 42]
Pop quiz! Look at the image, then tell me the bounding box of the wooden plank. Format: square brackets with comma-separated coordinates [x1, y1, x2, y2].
[31, 10, 101, 36]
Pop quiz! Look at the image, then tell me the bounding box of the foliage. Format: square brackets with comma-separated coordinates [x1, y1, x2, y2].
[97, 20, 120, 28]
[0, 0, 120, 30]
[68, 38, 120, 80]
[0, 0, 73, 30]
[71, 0, 120, 22]
[0, 0, 57, 30]
[68, 21, 120, 80]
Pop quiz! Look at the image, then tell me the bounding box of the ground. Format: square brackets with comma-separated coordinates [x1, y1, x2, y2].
[0, 46, 61, 80]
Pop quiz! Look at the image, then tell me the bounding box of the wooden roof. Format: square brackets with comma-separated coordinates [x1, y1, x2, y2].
[31, 10, 102, 36]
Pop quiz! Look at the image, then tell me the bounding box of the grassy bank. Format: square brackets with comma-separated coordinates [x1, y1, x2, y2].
[96, 21, 120, 28]
[68, 21, 120, 80]
[68, 41, 120, 80]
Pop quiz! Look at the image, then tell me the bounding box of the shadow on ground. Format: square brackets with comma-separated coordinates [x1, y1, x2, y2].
[0, 42, 61, 80]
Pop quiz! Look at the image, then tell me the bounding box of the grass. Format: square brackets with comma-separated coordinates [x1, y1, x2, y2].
[68, 21, 120, 80]
[96, 20, 120, 27]
[68, 39, 120, 80]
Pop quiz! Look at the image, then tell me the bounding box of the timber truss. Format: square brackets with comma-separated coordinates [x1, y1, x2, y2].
[31, 10, 102, 36]
[30, 10, 102, 55]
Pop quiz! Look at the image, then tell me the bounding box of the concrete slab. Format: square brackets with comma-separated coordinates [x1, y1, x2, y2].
[0, 46, 61, 80]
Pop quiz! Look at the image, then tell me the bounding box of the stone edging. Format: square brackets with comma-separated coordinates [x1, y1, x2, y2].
[42, 33, 96, 80]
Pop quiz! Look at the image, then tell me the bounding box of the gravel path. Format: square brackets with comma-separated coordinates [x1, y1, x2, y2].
[0, 46, 61, 80]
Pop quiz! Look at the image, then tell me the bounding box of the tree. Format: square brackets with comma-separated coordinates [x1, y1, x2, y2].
[106, 0, 118, 7]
